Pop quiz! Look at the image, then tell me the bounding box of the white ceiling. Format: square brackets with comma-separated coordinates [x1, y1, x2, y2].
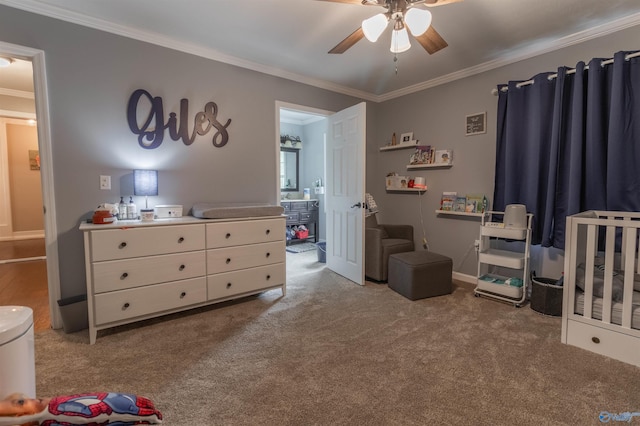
[2, 0, 640, 102]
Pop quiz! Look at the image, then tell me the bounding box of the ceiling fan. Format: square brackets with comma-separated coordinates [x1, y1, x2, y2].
[318, 0, 462, 55]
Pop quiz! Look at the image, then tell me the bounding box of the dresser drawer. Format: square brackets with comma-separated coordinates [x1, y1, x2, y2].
[281, 202, 291, 212]
[298, 211, 318, 222]
[206, 218, 283, 248]
[92, 251, 206, 293]
[207, 263, 285, 300]
[91, 225, 205, 261]
[285, 212, 299, 225]
[207, 241, 284, 273]
[291, 202, 308, 211]
[93, 277, 207, 325]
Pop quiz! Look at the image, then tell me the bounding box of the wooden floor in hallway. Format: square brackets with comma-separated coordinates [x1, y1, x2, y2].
[0, 238, 50, 331]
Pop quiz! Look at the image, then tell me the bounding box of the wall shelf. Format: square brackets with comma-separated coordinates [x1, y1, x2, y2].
[407, 163, 453, 170]
[435, 210, 484, 217]
[387, 187, 427, 193]
[379, 142, 418, 151]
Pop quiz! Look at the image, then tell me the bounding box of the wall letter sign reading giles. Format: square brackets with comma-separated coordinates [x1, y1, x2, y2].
[127, 89, 232, 149]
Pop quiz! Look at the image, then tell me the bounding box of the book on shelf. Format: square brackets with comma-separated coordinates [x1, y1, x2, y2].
[454, 196, 467, 212]
[466, 194, 488, 213]
[440, 191, 457, 211]
[409, 145, 431, 165]
[434, 149, 453, 165]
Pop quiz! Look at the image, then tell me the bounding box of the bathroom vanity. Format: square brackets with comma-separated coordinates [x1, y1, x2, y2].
[281, 199, 319, 245]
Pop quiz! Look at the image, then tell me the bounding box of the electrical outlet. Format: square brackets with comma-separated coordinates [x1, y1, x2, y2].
[474, 239, 480, 249]
[100, 175, 111, 190]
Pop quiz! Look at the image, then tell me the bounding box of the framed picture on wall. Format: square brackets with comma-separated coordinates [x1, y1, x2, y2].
[29, 150, 40, 170]
[465, 112, 486, 136]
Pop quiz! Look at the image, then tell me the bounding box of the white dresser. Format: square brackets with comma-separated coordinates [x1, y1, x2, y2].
[80, 216, 285, 344]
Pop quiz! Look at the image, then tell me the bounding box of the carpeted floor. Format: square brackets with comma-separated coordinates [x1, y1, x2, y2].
[32, 250, 640, 425]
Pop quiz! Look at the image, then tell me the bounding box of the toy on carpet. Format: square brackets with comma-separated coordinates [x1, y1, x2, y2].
[0, 392, 162, 425]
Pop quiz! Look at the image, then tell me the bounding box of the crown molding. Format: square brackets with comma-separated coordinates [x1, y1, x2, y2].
[2, 1, 640, 103]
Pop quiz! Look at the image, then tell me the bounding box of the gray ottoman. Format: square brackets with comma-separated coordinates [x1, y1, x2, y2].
[388, 251, 452, 300]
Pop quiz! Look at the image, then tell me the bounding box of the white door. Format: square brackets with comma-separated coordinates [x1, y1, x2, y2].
[326, 102, 366, 285]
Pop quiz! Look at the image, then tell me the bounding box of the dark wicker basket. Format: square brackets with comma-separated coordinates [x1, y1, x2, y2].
[530, 277, 563, 316]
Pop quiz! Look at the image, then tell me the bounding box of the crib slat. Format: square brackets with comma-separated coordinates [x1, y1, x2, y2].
[622, 227, 636, 329]
[584, 224, 597, 319]
[602, 226, 615, 323]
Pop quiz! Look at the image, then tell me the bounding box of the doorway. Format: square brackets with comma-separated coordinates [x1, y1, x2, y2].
[0, 41, 61, 330]
[277, 102, 330, 256]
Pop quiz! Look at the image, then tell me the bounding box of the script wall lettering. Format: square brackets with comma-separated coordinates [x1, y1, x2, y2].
[127, 89, 232, 149]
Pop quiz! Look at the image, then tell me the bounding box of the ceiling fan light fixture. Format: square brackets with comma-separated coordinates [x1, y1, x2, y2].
[390, 27, 411, 53]
[404, 8, 432, 37]
[362, 13, 388, 42]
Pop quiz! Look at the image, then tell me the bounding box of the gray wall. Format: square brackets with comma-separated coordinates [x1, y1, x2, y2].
[369, 24, 640, 278]
[0, 5, 363, 298]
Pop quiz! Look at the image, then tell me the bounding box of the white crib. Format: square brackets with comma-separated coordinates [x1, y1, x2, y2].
[562, 211, 640, 367]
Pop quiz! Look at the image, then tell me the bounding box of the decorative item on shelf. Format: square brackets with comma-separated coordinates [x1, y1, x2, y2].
[385, 173, 409, 189]
[392, 132, 397, 146]
[466, 194, 488, 213]
[454, 195, 467, 212]
[434, 149, 453, 165]
[400, 132, 413, 144]
[134, 169, 158, 210]
[409, 145, 431, 165]
[440, 192, 457, 211]
[413, 176, 426, 189]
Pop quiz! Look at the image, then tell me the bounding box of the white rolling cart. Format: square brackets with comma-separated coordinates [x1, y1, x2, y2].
[474, 206, 533, 307]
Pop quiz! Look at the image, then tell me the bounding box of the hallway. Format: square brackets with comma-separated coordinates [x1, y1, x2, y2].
[0, 238, 50, 331]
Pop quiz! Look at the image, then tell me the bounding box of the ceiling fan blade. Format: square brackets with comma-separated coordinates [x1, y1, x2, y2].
[329, 27, 365, 54]
[414, 26, 448, 54]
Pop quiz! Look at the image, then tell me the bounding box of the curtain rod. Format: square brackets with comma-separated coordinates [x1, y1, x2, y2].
[491, 51, 640, 95]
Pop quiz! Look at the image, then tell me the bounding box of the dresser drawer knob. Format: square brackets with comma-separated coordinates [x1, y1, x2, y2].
[226, 258, 231, 264]
[226, 282, 232, 288]
[225, 233, 231, 239]
[119, 242, 127, 249]
[266, 229, 271, 235]
[120, 272, 128, 279]
[180, 292, 186, 298]
[179, 264, 185, 271]
[592, 337, 600, 344]
[266, 274, 271, 280]
[178, 237, 185, 243]
[123, 302, 130, 309]
[266, 252, 270, 258]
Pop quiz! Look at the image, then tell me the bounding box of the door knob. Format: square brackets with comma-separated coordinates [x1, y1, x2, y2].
[351, 202, 362, 208]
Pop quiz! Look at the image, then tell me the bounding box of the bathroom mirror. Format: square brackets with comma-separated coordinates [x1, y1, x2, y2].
[280, 147, 299, 192]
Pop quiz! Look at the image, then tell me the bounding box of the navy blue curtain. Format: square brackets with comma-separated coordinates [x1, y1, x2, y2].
[494, 51, 640, 249]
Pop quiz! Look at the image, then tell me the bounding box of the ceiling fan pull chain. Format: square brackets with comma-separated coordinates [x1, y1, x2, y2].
[394, 53, 399, 75]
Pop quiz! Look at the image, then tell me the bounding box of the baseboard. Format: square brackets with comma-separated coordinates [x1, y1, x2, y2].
[453, 271, 476, 285]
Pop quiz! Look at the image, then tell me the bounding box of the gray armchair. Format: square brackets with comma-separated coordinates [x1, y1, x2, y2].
[365, 214, 414, 282]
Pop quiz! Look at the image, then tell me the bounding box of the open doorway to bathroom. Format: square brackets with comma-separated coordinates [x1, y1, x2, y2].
[277, 103, 329, 271]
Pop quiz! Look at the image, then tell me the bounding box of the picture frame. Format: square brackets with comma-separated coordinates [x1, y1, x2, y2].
[400, 132, 414, 143]
[465, 112, 486, 136]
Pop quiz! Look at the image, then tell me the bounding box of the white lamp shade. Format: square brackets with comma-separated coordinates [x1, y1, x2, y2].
[390, 27, 411, 53]
[362, 13, 388, 42]
[404, 8, 432, 37]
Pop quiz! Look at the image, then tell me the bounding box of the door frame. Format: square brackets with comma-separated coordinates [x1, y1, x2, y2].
[275, 101, 333, 202]
[0, 41, 61, 329]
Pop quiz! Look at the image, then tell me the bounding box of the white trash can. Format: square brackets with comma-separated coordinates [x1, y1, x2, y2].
[0, 306, 36, 399]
